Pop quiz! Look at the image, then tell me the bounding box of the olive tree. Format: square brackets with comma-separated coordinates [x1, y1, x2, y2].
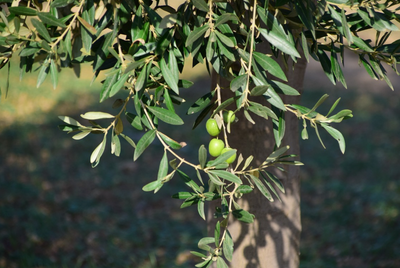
[1, 0, 399, 267]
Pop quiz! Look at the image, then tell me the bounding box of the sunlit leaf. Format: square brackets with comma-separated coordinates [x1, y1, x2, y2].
[134, 129, 156, 161]
[209, 170, 242, 185]
[147, 106, 184, 125]
[186, 24, 209, 47]
[81, 111, 115, 120]
[249, 174, 273, 202]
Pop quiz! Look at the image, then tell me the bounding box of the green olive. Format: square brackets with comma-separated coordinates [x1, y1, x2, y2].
[220, 147, 237, 164]
[223, 110, 236, 123]
[206, 118, 221, 136]
[208, 138, 225, 157]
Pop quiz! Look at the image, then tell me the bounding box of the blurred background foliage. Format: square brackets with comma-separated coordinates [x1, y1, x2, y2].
[1, 51, 400, 268]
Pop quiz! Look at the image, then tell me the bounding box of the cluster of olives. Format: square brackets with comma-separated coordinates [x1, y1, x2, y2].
[206, 111, 237, 164]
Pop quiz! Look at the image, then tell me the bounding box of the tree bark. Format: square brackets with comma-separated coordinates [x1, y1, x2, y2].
[209, 45, 307, 268]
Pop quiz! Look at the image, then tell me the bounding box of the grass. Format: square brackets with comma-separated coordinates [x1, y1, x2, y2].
[1, 59, 400, 268]
[299, 85, 400, 267]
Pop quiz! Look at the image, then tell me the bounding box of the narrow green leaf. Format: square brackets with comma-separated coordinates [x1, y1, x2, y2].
[372, 9, 398, 31]
[383, 73, 394, 91]
[198, 200, 206, 220]
[181, 195, 200, 209]
[215, 14, 238, 28]
[317, 49, 336, 85]
[263, 170, 285, 193]
[266, 145, 290, 162]
[248, 101, 278, 120]
[328, 5, 344, 34]
[58, 116, 83, 126]
[258, 28, 300, 58]
[217, 23, 237, 47]
[269, 80, 300, 96]
[341, 9, 353, 44]
[72, 130, 91, 140]
[359, 55, 378, 80]
[199, 145, 207, 168]
[216, 256, 228, 268]
[169, 49, 179, 85]
[186, 24, 209, 47]
[172, 192, 194, 199]
[49, 59, 58, 89]
[142, 180, 163, 192]
[8, 6, 37, 16]
[263, 87, 286, 111]
[251, 85, 269, 96]
[208, 173, 225, 186]
[301, 32, 310, 62]
[215, 30, 234, 48]
[294, 0, 315, 38]
[111, 133, 121, 156]
[209, 170, 242, 185]
[160, 55, 179, 94]
[156, 28, 173, 55]
[147, 106, 184, 125]
[216, 39, 236, 62]
[31, 18, 52, 42]
[249, 174, 273, 201]
[313, 124, 326, 149]
[157, 151, 169, 180]
[352, 35, 374, 52]
[214, 221, 220, 248]
[230, 74, 247, 92]
[81, 111, 114, 120]
[187, 92, 215, 115]
[321, 124, 346, 154]
[196, 169, 204, 185]
[120, 133, 136, 148]
[331, 51, 347, 88]
[110, 72, 129, 97]
[36, 62, 49, 88]
[177, 169, 202, 193]
[192, 0, 209, 12]
[327, 0, 350, 4]
[272, 110, 285, 147]
[260, 172, 281, 201]
[163, 88, 175, 113]
[236, 185, 253, 194]
[253, 52, 287, 81]
[135, 64, 149, 92]
[65, 30, 73, 58]
[77, 15, 97, 35]
[134, 129, 156, 161]
[310, 94, 329, 113]
[241, 155, 254, 171]
[90, 134, 107, 166]
[198, 237, 215, 251]
[232, 209, 255, 223]
[159, 133, 182, 150]
[326, 98, 341, 117]
[223, 230, 233, 262]
[38, 12, 66, 28]
[51, 0, 70, 8]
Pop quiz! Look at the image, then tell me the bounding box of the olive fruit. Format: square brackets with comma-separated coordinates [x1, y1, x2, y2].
[208, 138, 225, 157]
[223, 110, 235, 123]
[220, 147, 237, 164]
[206, 119, 221, 136]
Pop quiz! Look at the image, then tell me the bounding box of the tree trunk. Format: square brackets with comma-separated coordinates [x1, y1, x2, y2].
[209, 45, 307, 268]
